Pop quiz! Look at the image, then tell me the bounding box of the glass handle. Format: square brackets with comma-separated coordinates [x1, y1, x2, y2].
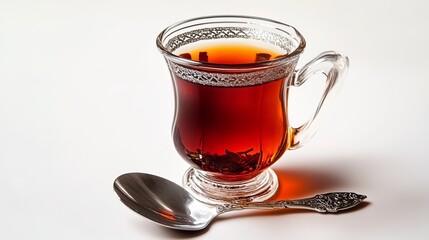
[289, 51, 349, 150]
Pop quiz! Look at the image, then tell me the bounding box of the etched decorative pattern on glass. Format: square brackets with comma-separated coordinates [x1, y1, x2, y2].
[169, 61, 296, 87]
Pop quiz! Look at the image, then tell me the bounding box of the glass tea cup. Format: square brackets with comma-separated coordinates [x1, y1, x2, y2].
[157, 15, 348, 204]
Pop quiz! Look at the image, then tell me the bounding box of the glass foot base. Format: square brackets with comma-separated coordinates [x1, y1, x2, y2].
[183, 168, 278, 205]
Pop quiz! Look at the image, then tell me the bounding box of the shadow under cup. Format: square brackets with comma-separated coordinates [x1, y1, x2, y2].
[157, 16, 347, 204]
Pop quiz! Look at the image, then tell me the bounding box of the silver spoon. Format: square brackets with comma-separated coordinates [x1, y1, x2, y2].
[113, 172, 367, 231]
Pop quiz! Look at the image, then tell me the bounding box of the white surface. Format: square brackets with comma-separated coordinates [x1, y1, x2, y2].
[1, 0, 428, 239]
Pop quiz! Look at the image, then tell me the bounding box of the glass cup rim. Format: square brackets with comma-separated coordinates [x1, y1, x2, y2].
[156, 15, 306, 69]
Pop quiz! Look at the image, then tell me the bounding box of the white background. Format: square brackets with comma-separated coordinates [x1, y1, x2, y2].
[1, 0, 428, 239]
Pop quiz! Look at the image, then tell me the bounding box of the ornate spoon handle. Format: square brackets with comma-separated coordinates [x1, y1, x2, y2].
[217, 192, 367, 214]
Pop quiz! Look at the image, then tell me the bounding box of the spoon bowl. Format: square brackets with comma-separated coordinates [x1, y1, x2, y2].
[114, 173, 217, 230]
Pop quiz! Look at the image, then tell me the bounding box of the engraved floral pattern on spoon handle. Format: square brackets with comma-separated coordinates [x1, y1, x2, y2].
[278, 192, 367, 212]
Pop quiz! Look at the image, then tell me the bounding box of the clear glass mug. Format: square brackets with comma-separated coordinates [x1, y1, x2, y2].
[157, 16, 349, 204]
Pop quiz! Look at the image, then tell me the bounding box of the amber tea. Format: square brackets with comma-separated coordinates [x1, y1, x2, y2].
[172, 43, 291, 181]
